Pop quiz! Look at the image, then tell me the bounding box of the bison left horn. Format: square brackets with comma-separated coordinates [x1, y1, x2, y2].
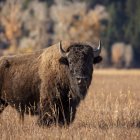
[59, 41, 68, 57]
[93, 40, 102, 57]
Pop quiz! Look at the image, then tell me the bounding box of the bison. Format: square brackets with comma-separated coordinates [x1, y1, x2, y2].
[0, 41, 102, 126]
[111, 43, 133, 68]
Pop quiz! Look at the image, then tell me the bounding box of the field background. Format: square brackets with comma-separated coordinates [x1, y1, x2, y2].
[0, 1, 140, 140]
[0, 69, 139, 140]
[1, 0, 140, 68]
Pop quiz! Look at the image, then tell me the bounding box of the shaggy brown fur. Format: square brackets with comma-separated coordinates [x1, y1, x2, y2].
[0, 41, 102, 126]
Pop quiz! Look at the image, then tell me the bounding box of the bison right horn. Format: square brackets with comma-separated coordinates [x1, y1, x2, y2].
[93, 40, 102, 58]
[59, 41, 68, 57]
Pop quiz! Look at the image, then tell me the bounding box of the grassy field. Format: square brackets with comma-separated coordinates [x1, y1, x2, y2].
[0, 69, 140, 140]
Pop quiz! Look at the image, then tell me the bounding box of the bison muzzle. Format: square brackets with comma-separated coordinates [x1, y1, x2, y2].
[0, 41, 102, 126]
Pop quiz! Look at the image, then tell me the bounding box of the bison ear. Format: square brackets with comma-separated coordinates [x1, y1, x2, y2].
[59, 57, 69, 66]
[93, 56, 102, 64]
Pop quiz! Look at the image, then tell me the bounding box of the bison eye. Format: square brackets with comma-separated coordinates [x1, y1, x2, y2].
[59, 57, 69, 66]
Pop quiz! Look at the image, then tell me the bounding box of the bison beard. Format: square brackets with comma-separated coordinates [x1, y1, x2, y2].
[0, 41, 102, 127]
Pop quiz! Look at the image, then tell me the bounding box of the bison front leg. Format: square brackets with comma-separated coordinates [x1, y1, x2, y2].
[37, 98, 56, 126]
[37, 88, 56, 126]
[59, 98, 78, 126]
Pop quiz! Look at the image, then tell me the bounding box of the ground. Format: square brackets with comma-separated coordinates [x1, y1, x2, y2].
[0, 69, 140, 140]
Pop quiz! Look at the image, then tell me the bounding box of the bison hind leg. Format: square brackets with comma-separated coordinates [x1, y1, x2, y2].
[19, 110, 25, 124]
[0, 98, 8, 114]
[14, 103, 25, 124]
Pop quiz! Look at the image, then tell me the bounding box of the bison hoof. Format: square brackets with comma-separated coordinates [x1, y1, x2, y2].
[37, 118, 54, 127]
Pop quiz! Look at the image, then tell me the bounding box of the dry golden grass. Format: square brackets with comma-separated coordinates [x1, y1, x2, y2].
[0, 69, 140, 140]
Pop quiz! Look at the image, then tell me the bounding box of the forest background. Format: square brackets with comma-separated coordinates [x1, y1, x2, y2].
[0, 0, 140, 68]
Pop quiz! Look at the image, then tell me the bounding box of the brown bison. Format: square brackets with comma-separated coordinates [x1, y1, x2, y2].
[0, 41, 102, 126]
[111, 43, 133, 68]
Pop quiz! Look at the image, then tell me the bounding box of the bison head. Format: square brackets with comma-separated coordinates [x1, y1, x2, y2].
[59, 41, 102, 99]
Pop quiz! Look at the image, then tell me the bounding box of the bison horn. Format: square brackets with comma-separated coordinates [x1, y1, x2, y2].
[93, 40, 102, 57]
[59, 41, 68, 57]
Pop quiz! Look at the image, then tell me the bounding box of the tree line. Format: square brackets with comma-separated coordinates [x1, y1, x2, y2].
[0, 0, 140, 67]
[88, 0, 140, 67]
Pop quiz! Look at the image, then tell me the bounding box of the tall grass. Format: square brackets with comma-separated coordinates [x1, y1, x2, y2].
[0, 69, 140, 140]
